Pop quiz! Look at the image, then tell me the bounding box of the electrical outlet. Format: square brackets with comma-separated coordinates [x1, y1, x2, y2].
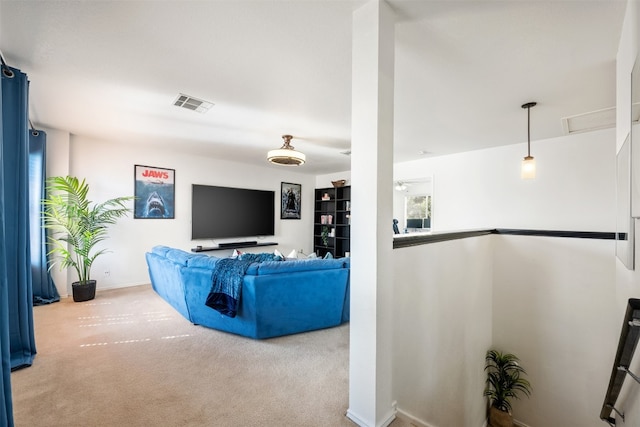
[104, 270, 110, 278]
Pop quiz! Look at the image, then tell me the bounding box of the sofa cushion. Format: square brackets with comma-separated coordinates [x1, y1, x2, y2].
[152, 245, 172, 257]
[253, 258, 346, 276]
[165, 248, 192, 266]
[245, 264, 259, 275]
[187, 255, 221, 269]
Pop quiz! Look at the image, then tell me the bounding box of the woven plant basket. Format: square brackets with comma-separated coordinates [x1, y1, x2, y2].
[488, 406, 513, 427]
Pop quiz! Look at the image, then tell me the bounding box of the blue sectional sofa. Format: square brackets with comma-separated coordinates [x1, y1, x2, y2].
[145, 246, 350, 339]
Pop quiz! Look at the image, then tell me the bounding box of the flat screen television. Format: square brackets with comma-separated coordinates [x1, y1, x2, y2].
[192, 184, 275, 240]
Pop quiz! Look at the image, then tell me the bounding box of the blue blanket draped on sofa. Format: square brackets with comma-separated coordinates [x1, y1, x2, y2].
[205, 253, 280, 317]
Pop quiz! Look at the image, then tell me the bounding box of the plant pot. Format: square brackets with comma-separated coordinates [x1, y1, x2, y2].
[488, 406, 513, 427]
[72, 280, 96, 302]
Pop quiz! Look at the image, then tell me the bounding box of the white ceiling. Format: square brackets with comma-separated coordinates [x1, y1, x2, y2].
[0, 0, 628, 174]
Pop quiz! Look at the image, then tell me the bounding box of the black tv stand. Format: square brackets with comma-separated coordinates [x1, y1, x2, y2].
[191, 241, 277, 252]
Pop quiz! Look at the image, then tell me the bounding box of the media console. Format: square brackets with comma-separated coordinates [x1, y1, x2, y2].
[191, 241, 278, 252]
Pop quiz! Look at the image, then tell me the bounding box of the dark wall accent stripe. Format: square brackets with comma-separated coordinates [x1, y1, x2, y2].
[393, 228, 616, 249]
[494, 229, 616, 240]
[393, 230, 494, 249]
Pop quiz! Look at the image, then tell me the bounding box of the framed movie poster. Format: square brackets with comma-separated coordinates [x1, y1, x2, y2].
[281, 182, 301, 219]
[134, 165, 175, 219]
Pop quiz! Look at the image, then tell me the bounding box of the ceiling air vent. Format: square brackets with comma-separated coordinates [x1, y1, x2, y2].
[561, 106, 616, 135]
[173, 93, 214, 113]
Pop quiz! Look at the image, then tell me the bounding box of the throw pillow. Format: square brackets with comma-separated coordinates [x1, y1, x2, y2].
[231, 249, 243, 258]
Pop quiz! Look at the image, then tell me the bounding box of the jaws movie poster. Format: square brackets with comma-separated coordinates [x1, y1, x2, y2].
[134, 165, 175, 219]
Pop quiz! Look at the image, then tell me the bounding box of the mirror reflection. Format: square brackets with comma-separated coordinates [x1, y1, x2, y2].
[631, 57, 640, 217]
[634, 58, 639, 124]
[393, 177, 433, 234]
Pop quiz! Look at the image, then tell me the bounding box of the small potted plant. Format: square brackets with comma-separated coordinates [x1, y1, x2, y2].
[484, 349, 532, 427]
[42, 176, 134, 302]
[321, 226, 329, 246]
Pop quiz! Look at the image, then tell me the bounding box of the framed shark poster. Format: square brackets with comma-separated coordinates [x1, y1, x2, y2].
[134, 165, 175, 219]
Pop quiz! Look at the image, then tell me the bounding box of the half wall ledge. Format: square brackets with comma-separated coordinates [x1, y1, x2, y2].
[393, 229, 615, 249]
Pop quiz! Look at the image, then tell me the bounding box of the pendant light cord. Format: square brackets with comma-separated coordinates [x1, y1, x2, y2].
[522, 102, 537, 158]
[527, 106, 531, 157]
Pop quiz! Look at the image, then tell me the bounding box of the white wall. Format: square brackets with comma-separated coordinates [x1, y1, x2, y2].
[493, 235, 617, 427]
[321, 128, 615, 234]
[43, 127, 71, 297]
[392, 235, 493, 427]
[395, 128, 616, 232]
[614, 0, 640, 425]
[392, 234, 617, 427]
[47, 133, 315, 296]
[390, 127, 617, 426]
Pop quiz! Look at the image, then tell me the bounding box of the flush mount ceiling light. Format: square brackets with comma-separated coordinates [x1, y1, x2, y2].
[521, 102, 537, 180]
[267, 135, 306, 166]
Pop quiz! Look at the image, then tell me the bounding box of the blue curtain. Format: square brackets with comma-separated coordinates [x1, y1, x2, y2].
[0, 242, 12, 427]
[29, 130, 59, 305]
[0, 63, 37, 427]
[0, 170, 13, 423]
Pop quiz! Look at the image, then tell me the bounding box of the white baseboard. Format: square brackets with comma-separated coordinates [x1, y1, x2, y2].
[346, 407, 397, 427]
[60, 281, 150, 300]
[379, 409, 396, 427]
[97, 281, 150, 292]
[395, 407, 525, 427]
[354, 403, 529, 427]
[395, 408, 437, 427]
[346, 409, 367, 426]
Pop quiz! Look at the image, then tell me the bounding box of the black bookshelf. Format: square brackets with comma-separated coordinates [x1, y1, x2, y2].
[313, 186, 350, 258]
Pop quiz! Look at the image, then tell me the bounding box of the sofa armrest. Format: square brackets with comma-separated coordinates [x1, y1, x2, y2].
[146, 252, 191, 320]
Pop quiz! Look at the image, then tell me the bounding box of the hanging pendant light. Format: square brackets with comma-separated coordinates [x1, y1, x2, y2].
[267, 134, 306, 166]
[521, 102, 537, 180]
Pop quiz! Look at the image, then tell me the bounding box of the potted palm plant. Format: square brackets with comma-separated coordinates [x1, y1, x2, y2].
[43, 176, 134, 302]
[484, 349, 532, 427]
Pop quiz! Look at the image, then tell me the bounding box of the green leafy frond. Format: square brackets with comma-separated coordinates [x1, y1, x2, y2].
[42, 176, 133, 283]
[484, 349, 532, 412]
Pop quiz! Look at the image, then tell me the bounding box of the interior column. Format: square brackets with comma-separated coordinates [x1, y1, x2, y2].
[348, 1, 395, 426]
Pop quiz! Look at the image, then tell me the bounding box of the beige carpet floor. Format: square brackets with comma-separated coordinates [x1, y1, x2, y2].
[10, 285, 410, 427]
